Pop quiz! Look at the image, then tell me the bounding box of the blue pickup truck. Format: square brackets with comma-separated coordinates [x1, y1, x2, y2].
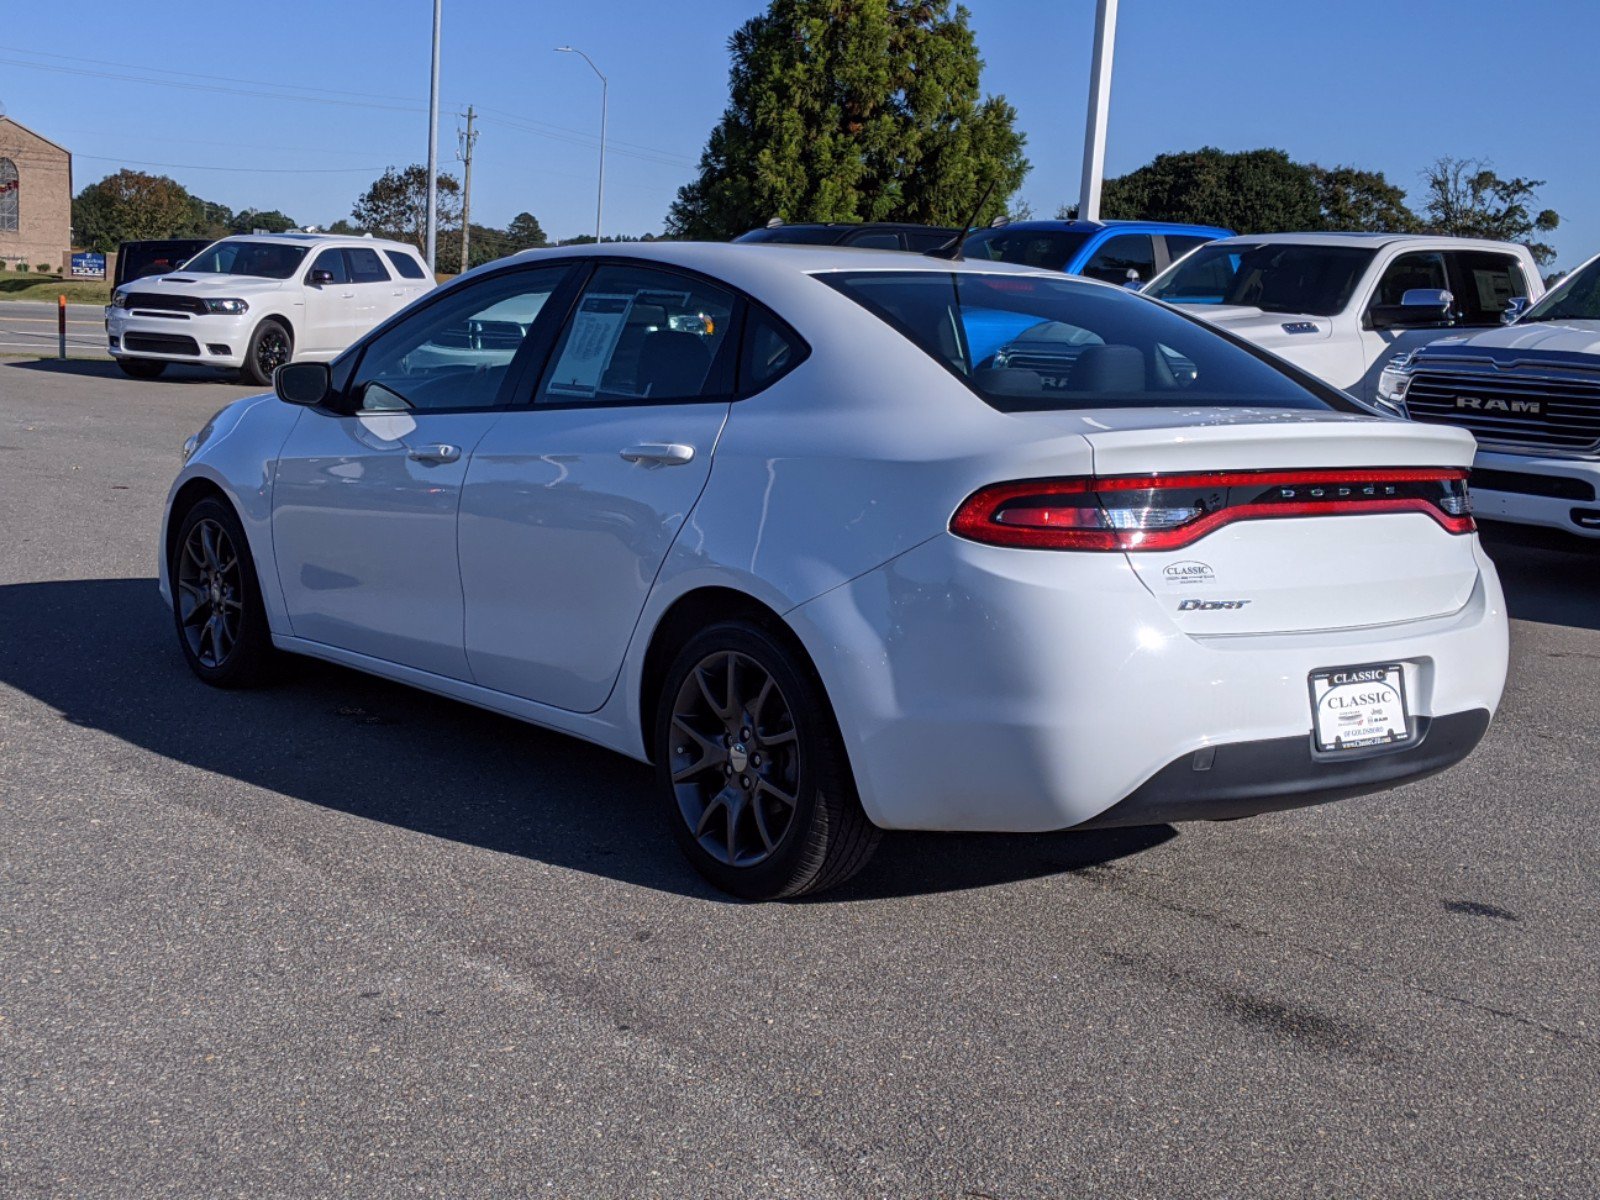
[961, 219, 1232, 287]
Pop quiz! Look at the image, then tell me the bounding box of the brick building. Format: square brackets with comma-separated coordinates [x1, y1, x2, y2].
[0, 116, 73, 272]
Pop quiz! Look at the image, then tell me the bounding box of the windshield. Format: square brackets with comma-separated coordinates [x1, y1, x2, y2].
[1147, 242, 1376, 316]
[819, 270, 1344, 414]
[963, 228, 1092, 272]
[181, 240, 308, 280]
[1520, 256, 1600, 323]
[734, 226, 847, 245]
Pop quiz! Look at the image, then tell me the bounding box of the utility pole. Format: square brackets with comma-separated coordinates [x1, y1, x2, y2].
[1077, 0, 1118, 222]
[425, 0, 442, 272]
[457, 105, 477, 274]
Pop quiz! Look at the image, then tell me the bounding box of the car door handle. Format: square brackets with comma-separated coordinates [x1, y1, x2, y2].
[620, 442, 695, 466]
[407, 443, 461, 464]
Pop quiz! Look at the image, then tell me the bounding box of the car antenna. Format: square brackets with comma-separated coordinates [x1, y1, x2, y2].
[925, 178, 999, 261]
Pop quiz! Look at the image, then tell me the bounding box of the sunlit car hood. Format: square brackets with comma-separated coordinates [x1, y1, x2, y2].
[129, 274, 295, 295]
[1414, 319, 1600, 358]
[1161, 303, 1333, 345]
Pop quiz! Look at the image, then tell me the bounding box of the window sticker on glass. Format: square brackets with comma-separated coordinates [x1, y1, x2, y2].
[547, 294, 636, 397]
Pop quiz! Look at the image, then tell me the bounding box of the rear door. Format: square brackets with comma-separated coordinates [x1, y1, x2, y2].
[458, 262, 739, 710]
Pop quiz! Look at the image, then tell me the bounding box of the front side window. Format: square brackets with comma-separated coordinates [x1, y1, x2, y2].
[963, 228, 1093, 272]
[1371, 251, 1448, 307]
[351, 265, 572, 412]
[820, 270, 1345, 414]
[0, 158, 17, 233]
[1519, 256, 1600, 323]
[384, 249, 427, 280]
[1448, 251, 1528, 324]
[345, 246, 391, 284]
[1081, 234, 1157, 285]
[536, 265, 735, 404]
[184, 240, 308, 280]
[309, 248, 348, 284]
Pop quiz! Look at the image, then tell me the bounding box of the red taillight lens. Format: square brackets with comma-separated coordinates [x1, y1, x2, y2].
[950, 468, 1475, 551]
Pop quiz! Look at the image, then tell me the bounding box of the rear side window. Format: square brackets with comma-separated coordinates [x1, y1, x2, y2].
[819, 270, 1343, 414]
[1163, 233, 1211, 262]
[536, 264, 736, 404]
[344, 247, 391, 284]
[903, 229, 957, 253]
[1448, 251, 1528, 324]
[384, 249, 427, 280]
[1149, 242, 1377, 316]
[740, 306, 807, 394]
[844, 230, 901, 250]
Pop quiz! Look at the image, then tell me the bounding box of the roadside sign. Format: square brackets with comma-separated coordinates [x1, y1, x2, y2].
[71, 251, 107, 279]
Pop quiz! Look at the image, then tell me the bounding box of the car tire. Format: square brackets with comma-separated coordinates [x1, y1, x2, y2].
[655, 620, 881, 900]
[241, 319, 293, 387]
[170, 496, 278, 688]
[116, 357, 167, 380]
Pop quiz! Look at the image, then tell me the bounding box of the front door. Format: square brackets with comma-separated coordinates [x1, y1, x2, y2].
[458, 262, 739, 711]
[271, 262, 579, 678]
[300, 247, 357, 356]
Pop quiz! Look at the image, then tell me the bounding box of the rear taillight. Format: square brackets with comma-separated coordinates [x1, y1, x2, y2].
[950, 468, 1475, 551]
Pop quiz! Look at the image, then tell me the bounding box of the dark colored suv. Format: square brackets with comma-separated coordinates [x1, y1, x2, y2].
[734, 221, 960, 253]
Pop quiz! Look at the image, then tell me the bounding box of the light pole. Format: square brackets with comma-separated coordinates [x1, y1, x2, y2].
[555, 46, 607, 243]
[425, 0, 442, 272]
[1077, 0, 1118, 223]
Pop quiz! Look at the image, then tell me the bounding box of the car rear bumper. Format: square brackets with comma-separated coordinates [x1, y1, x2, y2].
[1470, 448, 1600, 537]
[787, 532, 1508, 833]
[1075, 708, 1490, 828]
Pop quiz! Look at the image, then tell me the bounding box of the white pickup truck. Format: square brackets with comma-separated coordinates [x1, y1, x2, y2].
[1143, 232, 1544, 406]
[1375, 250, 1600, 538]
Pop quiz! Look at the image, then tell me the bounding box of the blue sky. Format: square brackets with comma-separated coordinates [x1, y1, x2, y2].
[3, 0, 1596, 268]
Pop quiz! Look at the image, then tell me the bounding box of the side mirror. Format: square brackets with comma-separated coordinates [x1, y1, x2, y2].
[275, 361, 331, 407]
[1123, 267, 1143, 290]
[1502, 295, 1533, 325]
[1371, 288, 1454, 330]
[309, 268, 335, 287]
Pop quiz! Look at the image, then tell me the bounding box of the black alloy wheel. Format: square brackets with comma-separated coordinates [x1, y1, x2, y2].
[656, 621, 880, 899]
[243, 320, 292, 386]
[170, 497, 276, 687]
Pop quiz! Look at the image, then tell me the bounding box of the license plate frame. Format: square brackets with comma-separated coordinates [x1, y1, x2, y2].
[1308, 663, 1412, 753]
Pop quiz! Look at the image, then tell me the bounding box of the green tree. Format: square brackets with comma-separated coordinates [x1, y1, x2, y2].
[1083, 147, 1322, 233]
[350, 165, 462, 253]
[72, 170, 204, 250]
[1419, 156, 1560, 267]
[666, 0, 1029, 239]
[191, 198, 235, 240]
[1310, 164, 1418, 232]
[231, 207, 298, 234]
[505, 211, 548, 249]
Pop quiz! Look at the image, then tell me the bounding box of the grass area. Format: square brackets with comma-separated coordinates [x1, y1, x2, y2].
[0, 274, 113, 304]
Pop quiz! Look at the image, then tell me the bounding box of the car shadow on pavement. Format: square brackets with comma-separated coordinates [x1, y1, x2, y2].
[1478, 523, 1600, 633]
[2, 358, 238, 383]
[0, 577, 1173, 902]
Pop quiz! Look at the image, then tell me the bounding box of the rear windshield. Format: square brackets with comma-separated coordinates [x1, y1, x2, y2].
[819, 270, 1342, 414]
[1147, 242, 1376, 316]
[963, 228, 1092, 272]
[182, 240, 309, 280]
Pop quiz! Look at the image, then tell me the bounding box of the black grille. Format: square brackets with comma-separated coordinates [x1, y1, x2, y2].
[123, 333, 200, 356]
[1469, 468, 1596, 501]
[123, 291, 206, 315]
[1405, 368, 1600, 452]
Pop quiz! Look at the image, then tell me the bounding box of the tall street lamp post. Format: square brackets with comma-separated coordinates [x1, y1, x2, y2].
[555, 46, 607, 244]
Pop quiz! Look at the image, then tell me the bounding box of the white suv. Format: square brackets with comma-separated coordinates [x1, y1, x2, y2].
[107, 233, 434, 384]
[1143, 233, 1543, 405]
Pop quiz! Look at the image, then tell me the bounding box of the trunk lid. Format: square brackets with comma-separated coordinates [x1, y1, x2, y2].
[1056, 409, 1480, 635]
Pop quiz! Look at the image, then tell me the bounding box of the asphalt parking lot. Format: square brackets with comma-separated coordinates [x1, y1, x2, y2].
[0, 302, 110, 361]
[1, 357, 1596, 1199]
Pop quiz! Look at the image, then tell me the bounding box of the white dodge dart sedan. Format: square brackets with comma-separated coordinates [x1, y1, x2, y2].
[160, 242, 1509, 899]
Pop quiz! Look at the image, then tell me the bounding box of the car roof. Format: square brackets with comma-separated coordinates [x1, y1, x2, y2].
[981, 219, 1232, 236]
[1201, 231, 1531, 253]
[752, 221, 959, 232]
[208, 232, 421, 254]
